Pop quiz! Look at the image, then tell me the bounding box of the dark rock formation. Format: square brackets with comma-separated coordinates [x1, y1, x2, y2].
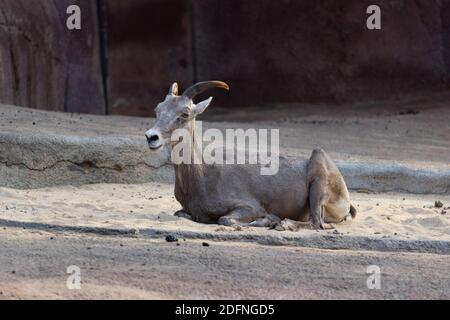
[0, 0, 449, 115]
[106, 0, 450, 115]
[0, 0, 105, 113]
[193, 0, 450, 107]
[105, 0, 194, 116]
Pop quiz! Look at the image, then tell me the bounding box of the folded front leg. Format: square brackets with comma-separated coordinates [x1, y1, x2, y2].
[217, 205, 266, 227]
[174, 210, 193, 220]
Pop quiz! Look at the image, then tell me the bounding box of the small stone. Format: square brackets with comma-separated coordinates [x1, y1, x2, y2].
[435, 201, 444, 208]
[441, 210, 447, 215]
[202, 242, 210, 247]
[332, 229, 340, 235]
[165, 235, 178, 242]
[399, 109, 419, 115]
[374, 232, 381, 235]
[11, 270, 16, 274]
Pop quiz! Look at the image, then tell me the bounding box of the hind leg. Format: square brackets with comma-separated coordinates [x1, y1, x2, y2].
[307, 149, 351, 229]
[308, 177, 335, 229]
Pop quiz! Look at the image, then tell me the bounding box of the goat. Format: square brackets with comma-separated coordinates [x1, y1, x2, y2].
[145, 81, 356, 230]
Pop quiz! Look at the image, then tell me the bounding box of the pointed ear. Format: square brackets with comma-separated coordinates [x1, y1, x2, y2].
[192, 97, 213, 116]
[169, 82, 179, 96]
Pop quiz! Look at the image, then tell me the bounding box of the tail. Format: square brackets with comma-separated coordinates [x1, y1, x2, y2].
[349, 205, 357, 218]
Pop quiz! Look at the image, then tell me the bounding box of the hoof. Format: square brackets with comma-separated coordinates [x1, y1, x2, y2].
[248, 214, 281, 228]
[321, 223, 335, 230]
[174, 210, 192, 220]
[273, 219, 317, 231]
[217, 216, 238, 227]
[310, 219, 336, 230]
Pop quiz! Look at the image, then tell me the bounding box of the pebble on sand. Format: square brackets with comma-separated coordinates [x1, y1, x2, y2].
[435, 200, 444, 208]
[165, 235, 178, 243]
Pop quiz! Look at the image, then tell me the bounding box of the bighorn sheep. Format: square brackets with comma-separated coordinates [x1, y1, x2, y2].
[145, 81, 356, 230]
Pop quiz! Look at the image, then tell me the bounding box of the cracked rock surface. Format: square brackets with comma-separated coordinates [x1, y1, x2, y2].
[0, 101, 449, 191]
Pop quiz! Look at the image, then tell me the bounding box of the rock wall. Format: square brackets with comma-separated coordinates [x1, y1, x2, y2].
[193, 0, 450, 107]
[0, 0, 449, 115]
[105, 0, 450, 115]
[105, 0, 194, 116]
[0, 0, 105, 113]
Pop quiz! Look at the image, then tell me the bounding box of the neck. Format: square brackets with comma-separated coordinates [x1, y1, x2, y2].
[173, 119, 203, 197]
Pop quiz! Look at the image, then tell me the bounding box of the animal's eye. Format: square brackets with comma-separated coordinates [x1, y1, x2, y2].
[181, 112, 190, 119]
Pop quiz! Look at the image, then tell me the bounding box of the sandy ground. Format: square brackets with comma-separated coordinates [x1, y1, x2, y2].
[0, 97, 449, 299]
[0, 183, 449, 242]
[1, 227, 450, 300]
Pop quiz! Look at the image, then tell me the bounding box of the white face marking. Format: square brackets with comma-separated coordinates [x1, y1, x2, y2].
[145, 128, 163, 150]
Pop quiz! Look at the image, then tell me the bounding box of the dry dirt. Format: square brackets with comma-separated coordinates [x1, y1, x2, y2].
[0, 183, 449, 242]
[0, 97, 449, 299]
[1, 227, 450, 300]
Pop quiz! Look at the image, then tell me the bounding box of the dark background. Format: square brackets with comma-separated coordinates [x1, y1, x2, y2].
[0, 0, 449, 117]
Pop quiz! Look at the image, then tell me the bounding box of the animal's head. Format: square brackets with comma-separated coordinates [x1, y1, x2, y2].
[145, 81, 229, 150]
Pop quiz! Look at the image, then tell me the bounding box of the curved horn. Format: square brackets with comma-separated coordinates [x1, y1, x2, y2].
[182, 81, 229, 100]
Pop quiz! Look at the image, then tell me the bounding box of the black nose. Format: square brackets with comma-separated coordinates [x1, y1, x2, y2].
[147, 135, 159, 143]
